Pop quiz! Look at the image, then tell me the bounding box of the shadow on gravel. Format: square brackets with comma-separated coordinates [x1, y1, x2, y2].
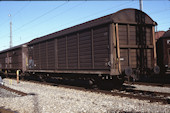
[45, 78, 91, 89]
[28, 93, 41, 113]
[122, 85, 136, 89]
[0, 106, 18, 113]
[107, 109, 136, 113]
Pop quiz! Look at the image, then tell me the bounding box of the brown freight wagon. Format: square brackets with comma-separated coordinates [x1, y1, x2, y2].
[27, 8, 159, 83]
[0, 44, 27, 75]
[157, 30, 170, 75]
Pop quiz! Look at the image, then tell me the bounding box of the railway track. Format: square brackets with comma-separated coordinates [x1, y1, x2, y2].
[0, 85, 27, 96]
[125, 81, 170, 88]
[0, 84, 27, 113]
[13, 79, 170, 105]
[58, 84, 170, 104]
[113, 88, 170, 104]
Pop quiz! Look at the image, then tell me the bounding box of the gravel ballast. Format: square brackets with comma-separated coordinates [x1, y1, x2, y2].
[0, 78, 170, 113]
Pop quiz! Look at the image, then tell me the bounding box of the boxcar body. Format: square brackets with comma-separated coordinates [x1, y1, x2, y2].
[0, 44, 27, 73]
[27, 8, 159, 80]
[0, 8, 160, 85]
[157, 30, 170, 74]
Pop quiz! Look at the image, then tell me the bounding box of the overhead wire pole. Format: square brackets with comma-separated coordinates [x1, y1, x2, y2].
[139, 0, 143, 11]
[0, 2, 68, 41]
[9, 14, 12, 48]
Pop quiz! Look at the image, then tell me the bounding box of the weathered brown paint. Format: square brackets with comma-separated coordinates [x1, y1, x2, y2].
[91, 29, 94, 69]
[26, 9, 156, 75]
[109, 24, 114, 75]
[55, 39, 58, 69]
[66, 36, 68, 69]
[0, 9, 158, 76]
[22, 45, 28, 72]
[77, 33, 80, 69]
[127, 24, 131, 67]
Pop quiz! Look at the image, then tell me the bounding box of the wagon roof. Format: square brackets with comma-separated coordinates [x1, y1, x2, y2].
[28, 8, 156, 45]
[0, 43, 27, 54]
[155, 31, 165, 40]
[161, 30, 170, 38]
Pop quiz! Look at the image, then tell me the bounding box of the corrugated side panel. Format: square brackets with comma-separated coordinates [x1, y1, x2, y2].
[0, 49, 22, 70]
[130, 49, 137, 68]
[28, 46, 34, 70]
[163, 39, 168, 65]
[118, 25, 152, 46]
[166, 39, 170, 67]
[28, 46, 33, 59]
[144, 26, 153, 68]
[47, 40, 55, 70]
[119, 25, 128, 45]
[120, 49, 129, 70]
[67, 34, 78, 69]
[119, 24, 153, 70]
[147, 49, 152, 68]
[93, 25, 109, 69]
[10, 49, 22, 69]
[39, 42, 47, 69]
[120, 49, 153, 69]
[146, 27, 152, 45]
[58, 37, 66, 69]
[129, 25, 136, 45]
[168, 44, 170, 67]
[0, 53, 6, 69]
[33, 44, 40, 69]
[79, 30, 92, 69]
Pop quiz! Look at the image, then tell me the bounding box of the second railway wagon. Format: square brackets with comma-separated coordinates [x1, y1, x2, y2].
[27, 8, 159, 81]
[0, 44, 27, 76]
[157, 30, 170, 75]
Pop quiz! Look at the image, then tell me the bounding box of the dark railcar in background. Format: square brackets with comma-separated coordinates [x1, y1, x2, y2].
[157, 30, 170, 75]
[0, 44, 28, 75]
[27, 8, 159, 81]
